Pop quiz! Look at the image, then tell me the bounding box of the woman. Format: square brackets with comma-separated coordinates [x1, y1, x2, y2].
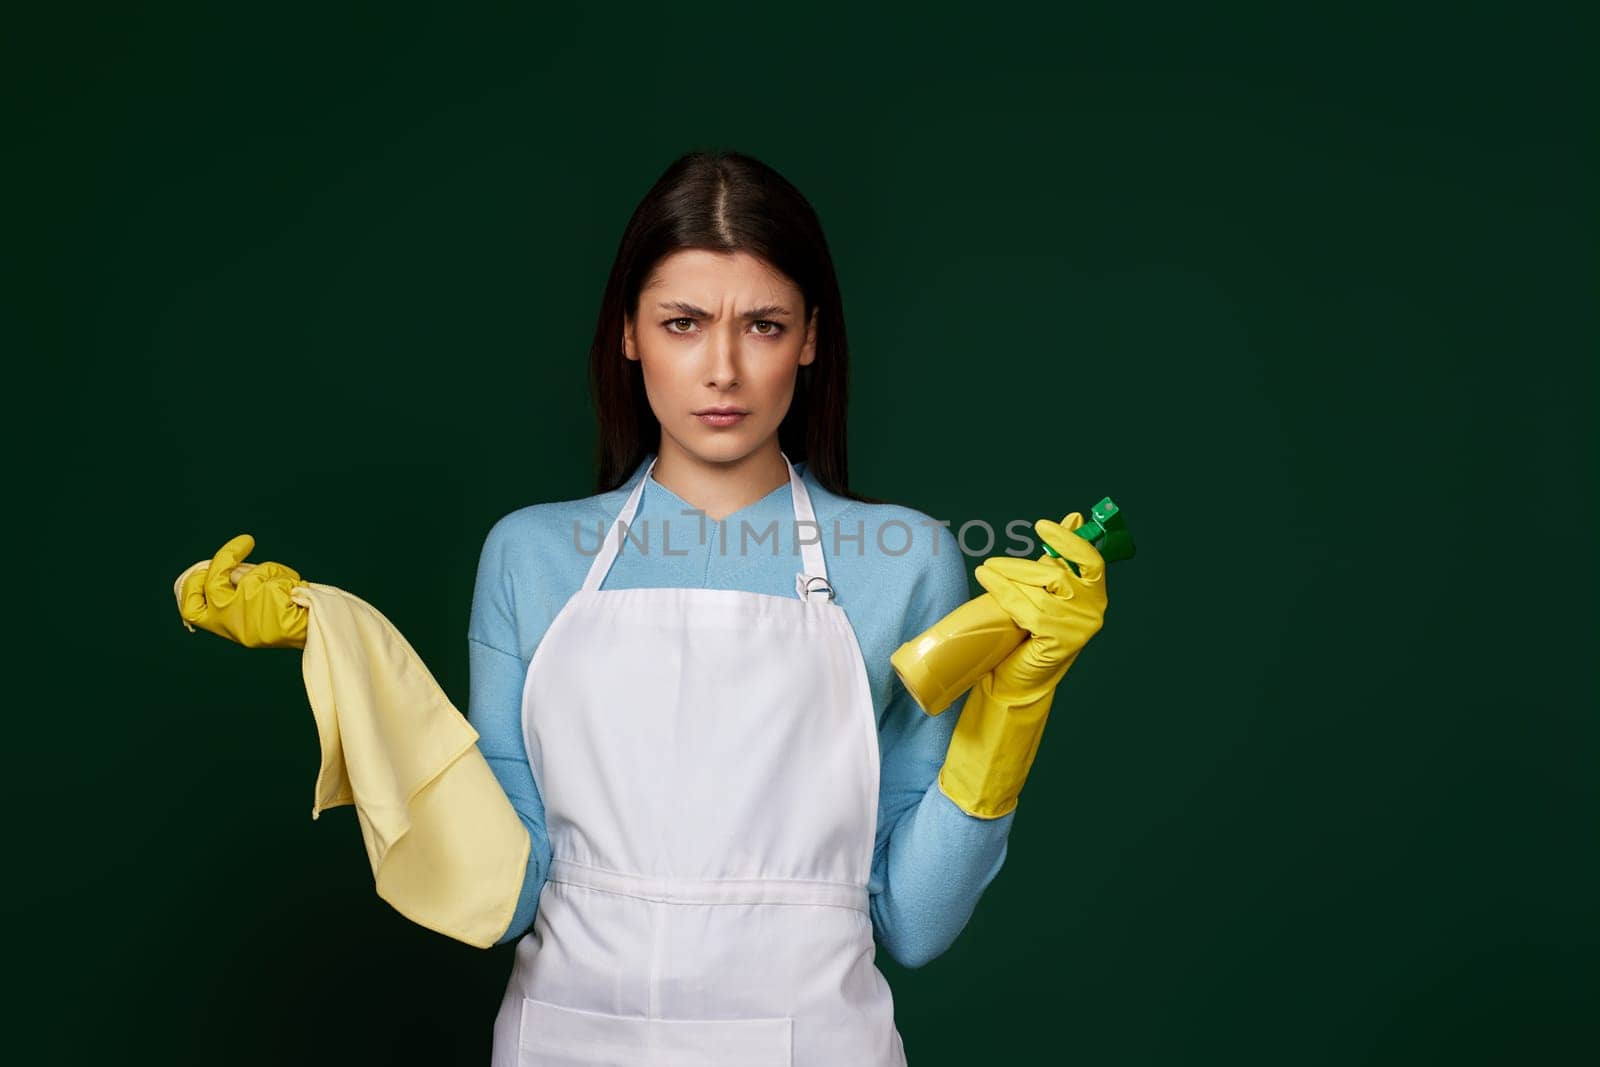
[177, 150, 1108, 1066]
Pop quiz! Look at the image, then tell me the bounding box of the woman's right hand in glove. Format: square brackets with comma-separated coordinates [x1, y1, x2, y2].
[174, 533, 310, 649]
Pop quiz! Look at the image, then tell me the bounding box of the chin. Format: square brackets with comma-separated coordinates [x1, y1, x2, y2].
[676, 426, 764, 465]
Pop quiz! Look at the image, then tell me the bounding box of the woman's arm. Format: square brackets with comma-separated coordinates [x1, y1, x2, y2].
[869, 526, 1016, 969]
[467, 521, 555, 946]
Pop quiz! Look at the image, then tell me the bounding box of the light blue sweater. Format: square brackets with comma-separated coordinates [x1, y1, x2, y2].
[466, 452, 1015, 968]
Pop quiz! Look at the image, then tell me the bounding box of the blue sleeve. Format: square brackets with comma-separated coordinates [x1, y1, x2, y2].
[869, 524, 1015, 969]
[466, 517, 553, 946]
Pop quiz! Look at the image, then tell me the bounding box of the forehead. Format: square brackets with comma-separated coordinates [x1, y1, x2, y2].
[641, 249, 801, 304]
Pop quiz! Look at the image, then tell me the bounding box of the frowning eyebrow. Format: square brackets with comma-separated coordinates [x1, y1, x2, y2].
[657, 301, 793, 319]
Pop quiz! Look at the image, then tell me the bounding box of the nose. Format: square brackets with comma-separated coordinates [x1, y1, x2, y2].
[705, 322, 740, 389]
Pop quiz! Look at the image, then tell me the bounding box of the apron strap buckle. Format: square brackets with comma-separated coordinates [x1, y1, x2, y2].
[797, 573, 836, 602]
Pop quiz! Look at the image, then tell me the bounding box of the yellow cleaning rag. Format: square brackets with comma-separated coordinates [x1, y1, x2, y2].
[296, 581, 529, 949]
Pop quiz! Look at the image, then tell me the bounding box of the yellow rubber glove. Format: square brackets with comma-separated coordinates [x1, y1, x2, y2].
[937, 513, 1109, 819]
[174, 542, 528, 947]
[174, 533, 310, 650]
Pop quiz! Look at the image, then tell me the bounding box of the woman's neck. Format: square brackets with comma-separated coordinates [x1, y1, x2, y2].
[650, 437, 789, 522]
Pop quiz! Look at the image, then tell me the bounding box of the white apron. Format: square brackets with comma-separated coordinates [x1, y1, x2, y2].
[490, 452, 908, 1067]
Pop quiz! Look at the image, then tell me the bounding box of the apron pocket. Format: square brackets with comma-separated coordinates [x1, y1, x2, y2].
[518, 996, 793, 1066]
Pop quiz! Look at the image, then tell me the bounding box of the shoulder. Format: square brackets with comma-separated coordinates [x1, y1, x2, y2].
[482, 456, 652, 565]
[484, 493, 609, 550]
[803, 468, 961, 574]
[477, 485, 625, 579]
[857, 500, 967, 598]
[803, 469, 952, 552]
[814, 489, 971, 628]
[842, 499, 960, 563]
[469, 484, 633, 653]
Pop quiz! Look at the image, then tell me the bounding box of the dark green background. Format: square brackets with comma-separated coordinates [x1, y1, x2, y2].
[9, 4, 1593, 1064]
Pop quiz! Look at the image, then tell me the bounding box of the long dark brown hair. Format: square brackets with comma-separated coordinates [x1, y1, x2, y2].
[588, 150, 882, 504]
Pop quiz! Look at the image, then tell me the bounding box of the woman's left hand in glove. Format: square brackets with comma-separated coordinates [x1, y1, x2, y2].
[937, 513, 1109, 819]
[975, 512, 1109, 694]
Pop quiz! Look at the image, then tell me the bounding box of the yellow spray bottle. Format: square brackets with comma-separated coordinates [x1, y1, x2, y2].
[890, 497, 1135, 715]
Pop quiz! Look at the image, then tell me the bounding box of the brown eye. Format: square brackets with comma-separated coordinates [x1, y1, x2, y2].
[666, 318, 695, 333]
[752, 320, 781, 336]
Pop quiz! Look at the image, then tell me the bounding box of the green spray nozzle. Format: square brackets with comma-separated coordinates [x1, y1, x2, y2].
[1040, 496, 1136, 576]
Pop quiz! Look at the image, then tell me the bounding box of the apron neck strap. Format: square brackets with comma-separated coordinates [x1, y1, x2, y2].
[787, 455, 829, 595]
[582, 451, 829, 596]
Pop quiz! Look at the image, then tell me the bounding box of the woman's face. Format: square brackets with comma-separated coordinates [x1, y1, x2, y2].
[624, 248, 817, 468]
